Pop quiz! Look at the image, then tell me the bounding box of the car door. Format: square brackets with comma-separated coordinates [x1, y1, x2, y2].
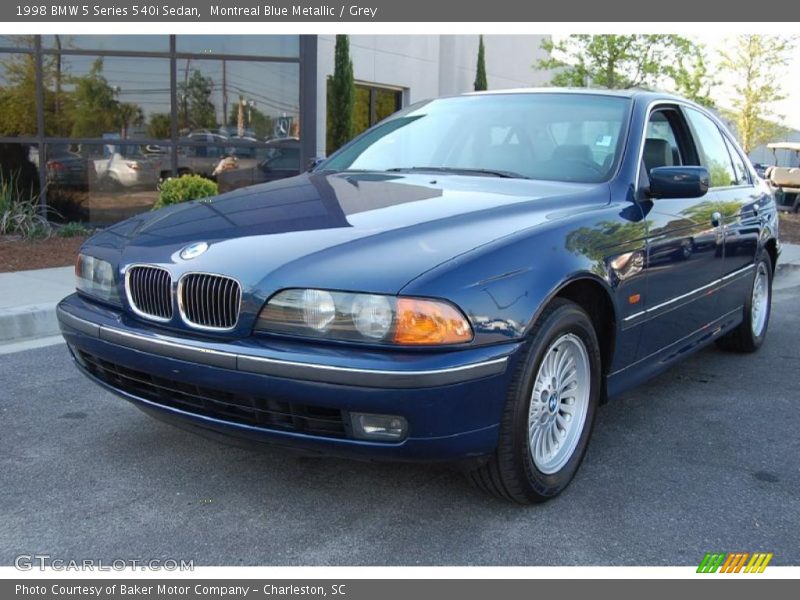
[635, 106, 727, 359]
[682, 107, 760, 317]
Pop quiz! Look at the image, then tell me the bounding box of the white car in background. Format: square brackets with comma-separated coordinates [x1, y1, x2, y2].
[84, 144, 161, 191]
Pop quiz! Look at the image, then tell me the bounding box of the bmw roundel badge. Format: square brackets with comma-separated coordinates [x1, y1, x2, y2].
[179, 241, 209, 260]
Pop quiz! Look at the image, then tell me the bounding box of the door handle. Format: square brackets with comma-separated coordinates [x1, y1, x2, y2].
[711, 211, 722, 227]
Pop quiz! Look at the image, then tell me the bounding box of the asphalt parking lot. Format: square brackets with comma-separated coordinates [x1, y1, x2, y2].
[2, 269, 799, 566]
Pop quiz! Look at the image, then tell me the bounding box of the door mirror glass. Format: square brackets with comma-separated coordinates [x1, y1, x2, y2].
[648, 166, 710, 199]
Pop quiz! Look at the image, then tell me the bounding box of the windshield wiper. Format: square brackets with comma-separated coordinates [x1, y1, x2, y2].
[385, 166, 529, 179]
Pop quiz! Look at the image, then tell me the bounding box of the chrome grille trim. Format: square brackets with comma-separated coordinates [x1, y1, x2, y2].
[124, 265, 173, 322]
[178, 272, 242, 331]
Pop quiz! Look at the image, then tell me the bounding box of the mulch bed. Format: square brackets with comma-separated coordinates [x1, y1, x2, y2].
[0, 235, 88, 273]
[779, 212, 800, 245]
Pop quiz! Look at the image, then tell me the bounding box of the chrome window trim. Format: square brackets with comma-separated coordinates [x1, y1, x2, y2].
[123, 264, 174, 323]
[633, 99, 757, 196]
[177, 271, 243, 332]
[634, 100, 685, 194]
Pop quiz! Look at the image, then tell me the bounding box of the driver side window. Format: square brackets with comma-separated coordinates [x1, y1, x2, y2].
[642, 110, 684, 180]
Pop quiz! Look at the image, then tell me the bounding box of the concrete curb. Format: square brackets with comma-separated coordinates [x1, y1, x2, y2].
[0, 302, 60, 344]
[0, 265, 73, 348]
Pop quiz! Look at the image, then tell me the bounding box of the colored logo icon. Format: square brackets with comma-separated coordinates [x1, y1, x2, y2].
[697, 552, 773, 573]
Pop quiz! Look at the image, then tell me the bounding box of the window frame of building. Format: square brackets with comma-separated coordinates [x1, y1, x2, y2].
[0, 34, 317, 223]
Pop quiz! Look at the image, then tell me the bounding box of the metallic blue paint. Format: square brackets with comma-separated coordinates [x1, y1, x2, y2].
[58, 90, 778, 461]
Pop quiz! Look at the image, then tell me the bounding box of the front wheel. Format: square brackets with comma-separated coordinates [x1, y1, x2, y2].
[716, 252, 773, 353]
[468, 299, 601, 503]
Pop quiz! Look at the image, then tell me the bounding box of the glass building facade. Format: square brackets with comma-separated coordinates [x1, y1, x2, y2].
[0, 35, 317, 225]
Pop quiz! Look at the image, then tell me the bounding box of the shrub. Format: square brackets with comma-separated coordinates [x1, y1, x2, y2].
[0, 171, 52, 238]
[56, 221, 91, 238]
[154, 174, 218, 210]
[47, 188, 89, 223]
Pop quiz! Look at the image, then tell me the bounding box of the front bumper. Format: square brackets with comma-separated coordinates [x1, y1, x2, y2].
[57, 294, 521, 461]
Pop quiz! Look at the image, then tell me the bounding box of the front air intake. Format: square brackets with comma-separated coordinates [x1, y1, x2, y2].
[179, 273, 241, 330]
[126, 266, 173, 321]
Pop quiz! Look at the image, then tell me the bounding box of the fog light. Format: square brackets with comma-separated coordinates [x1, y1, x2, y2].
[351, 413, 408, 441]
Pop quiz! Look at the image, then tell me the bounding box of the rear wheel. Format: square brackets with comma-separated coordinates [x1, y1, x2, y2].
[716, 252, 772, 353]
[468, 299, 601, 503]
[98, 174, 122, 192]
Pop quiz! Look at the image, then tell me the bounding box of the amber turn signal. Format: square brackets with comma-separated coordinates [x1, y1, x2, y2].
[393, 298, 473, 345]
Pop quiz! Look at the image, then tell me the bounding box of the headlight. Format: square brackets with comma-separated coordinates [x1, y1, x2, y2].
[75, 253, 120, 304]
[255, 289, 473, 346]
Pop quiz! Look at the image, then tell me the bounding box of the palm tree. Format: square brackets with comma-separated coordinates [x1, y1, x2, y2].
[116, 102, 144, 139]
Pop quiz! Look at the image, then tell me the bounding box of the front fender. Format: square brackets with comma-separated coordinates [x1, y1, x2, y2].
[399, 204, 644, 350]
[401, 211, 635, 344]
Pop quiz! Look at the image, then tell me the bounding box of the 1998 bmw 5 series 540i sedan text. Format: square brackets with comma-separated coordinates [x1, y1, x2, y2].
[58, 89, 779, 503]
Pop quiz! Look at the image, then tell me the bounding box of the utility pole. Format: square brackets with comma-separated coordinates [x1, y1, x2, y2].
[182, 58, 191, 131]
[54, 35, 62, 128]
[222, 59, 228, 134]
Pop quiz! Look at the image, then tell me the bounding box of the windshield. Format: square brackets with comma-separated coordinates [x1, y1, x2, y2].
[323, 93, 631, 183]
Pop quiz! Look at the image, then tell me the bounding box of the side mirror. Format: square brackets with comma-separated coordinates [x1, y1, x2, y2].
[648, 166, 710, 199]
[307, 156, 326, 172]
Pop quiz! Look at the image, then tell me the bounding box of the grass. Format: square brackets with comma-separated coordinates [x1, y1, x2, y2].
[0, 172, 51, 239]
[56, 221, 91, 238]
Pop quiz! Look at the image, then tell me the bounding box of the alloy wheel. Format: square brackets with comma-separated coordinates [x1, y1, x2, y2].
[528, 333, 591, 474]
[751, 262, 770, 337]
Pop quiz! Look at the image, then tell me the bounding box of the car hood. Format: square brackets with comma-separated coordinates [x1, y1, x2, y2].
[93, 171, 604, 298]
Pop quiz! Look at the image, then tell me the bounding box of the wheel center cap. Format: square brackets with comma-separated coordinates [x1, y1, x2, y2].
[548, 394, 558, 413]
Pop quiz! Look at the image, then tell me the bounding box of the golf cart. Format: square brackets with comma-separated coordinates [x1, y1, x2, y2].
[764, 142, 800, 212]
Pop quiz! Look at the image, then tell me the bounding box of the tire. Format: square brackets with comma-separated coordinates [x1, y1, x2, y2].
[99, 174, 123, 192]
[468, 298, 601, 504]
[715, 252, 773, 353]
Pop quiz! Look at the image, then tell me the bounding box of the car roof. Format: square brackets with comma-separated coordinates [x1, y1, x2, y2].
[463, 86, 687, 103]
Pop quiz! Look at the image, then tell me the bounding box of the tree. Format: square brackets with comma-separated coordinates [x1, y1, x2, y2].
[328, 34, 355, 153]
[67, 58, 119, 138]
[0, 37, 65, 137]
[0, 52, 41, 136]
[538, 35, 712, 97]
[474, 35, 488, 91]
[719, 35, 794, 154]
[147, 113, 172, 139]
[671, 44, 716, 108]
[116, 102, 144, 139]
[178, 69, 217, 132]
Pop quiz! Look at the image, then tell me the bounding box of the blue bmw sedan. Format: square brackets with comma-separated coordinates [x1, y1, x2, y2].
[58, 89, 779, 503]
